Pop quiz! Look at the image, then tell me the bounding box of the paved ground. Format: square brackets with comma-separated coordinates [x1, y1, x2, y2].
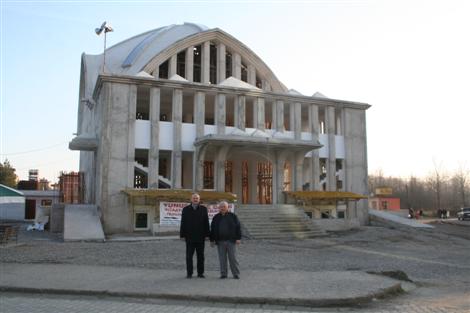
[1, 220, 469, 312]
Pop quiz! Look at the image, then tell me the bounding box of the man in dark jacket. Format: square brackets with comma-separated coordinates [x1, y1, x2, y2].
[180, 193, 210, 278]
[210, 201, 241, 279]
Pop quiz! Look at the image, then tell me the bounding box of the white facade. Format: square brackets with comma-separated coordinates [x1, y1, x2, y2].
[70, 23, 370, 234]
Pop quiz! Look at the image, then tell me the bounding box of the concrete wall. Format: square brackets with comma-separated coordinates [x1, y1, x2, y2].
[343, 108, 369, 225]
[50, 204, 65, 233]
[99, 82, 136, 234]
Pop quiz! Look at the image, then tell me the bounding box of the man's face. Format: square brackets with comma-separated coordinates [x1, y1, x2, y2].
[219, 203, 228, 214]
[191, 194, 200, 205]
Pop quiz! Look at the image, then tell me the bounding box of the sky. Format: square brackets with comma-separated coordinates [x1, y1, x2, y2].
[1, 0, 469, 183]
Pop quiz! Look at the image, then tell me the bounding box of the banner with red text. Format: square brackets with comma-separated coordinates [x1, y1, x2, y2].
[159, 202, 235, 226]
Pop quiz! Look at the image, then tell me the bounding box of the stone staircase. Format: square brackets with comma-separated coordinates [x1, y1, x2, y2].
[235, 204, 325, 239]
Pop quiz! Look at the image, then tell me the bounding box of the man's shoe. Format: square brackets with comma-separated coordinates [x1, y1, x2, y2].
[233, 275, 240, 279]
[186, 275, 192, 279]
[197, 274, 205, 278]
[220, 275, 227, 279]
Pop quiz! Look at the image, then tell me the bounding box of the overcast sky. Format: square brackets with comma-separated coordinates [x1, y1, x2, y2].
[1, 0, 469, 183]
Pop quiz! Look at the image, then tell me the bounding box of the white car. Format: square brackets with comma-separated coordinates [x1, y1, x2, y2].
[457, 207, 470, 221]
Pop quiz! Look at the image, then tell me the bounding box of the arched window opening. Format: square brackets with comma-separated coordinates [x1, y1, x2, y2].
[193, 45, 202, 83]
[209, 44, 217, 84]
[177, 50, 186, 78]
[159, 60, 169, 79]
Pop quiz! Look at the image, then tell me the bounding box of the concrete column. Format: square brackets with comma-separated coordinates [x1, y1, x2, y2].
[153, 66, 159, 79]
[326, 106, 336, 191]
[289, 103, 295, 132]
[169, 55, 177, 77]
[275, 152, 285, 204]
[247, 64, 256, 86]
[202, 41, 211, 84]
[309, 104, 320, 191]
[217, 43, 226, 83]
[148, 87, 160, 188]
[185, 46, 194, 82]
[271, 153, 278, 204]
[215, 147, 229, 192]
[293, 102, 301, 140]
[232, 160, 242, 200]
[193, 147, 205, 191]
[262, 79, 271, 92]
[233, 53, 241, 79]
[127, 85, 137, 188]
[275, 100, 284, 132]
[215, 93, 226, 135]
[172, 89, 183, 189]
[294, 152, 304, 191]
[194, 92, 205, 137]
[253, 97, 265, 130]
[234, 95, 246, 131]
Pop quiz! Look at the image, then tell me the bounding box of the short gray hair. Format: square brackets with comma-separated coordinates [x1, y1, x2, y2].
[218, 200, 228, 207]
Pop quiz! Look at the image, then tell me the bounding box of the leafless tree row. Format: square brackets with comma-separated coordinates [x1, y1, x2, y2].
[368, 164, 469, 213]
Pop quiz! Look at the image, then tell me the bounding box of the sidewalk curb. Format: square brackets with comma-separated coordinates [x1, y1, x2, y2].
[0, 283, 404, 308]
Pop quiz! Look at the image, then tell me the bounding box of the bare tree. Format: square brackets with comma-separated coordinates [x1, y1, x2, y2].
[427, 159, 448, 210]
[453, 163, 469, 207]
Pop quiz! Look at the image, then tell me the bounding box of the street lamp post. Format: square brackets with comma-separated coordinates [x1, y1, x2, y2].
[95, 21, 114, 73]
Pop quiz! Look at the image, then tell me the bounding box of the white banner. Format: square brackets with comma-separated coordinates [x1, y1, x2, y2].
[159, 202, 235, 226]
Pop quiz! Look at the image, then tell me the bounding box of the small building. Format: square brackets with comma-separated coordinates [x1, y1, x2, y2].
[20, 190, 60, 220]
[0, 184, 25, 221]
[369, 197, 401, 211]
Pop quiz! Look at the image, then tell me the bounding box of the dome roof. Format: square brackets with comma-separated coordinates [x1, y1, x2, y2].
[80, 22, 288, 99]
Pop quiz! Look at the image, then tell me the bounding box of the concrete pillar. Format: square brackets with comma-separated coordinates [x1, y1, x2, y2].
[293, 102, 301, 140]
[234, 95, 246, 131]
[275, 152, 285, 203]
[262, 79, 271, 92]
[153, 66, 159, 79]
[326, 106, 336, 191]
[148, 87, 160, 188]
[233, 53, 241, 79]
[193, 147, 205, 191]
[169, 55, 177, 77]
[217, 43, 226, 83]
[309, 104, 320, 191]
[294, 152, 304, 191]
[215, 147, 229, 192]
[215, 93, 226, 135]
[127, 85, 137, 188]
[172, 89, 183, 188]
[271, 153, 278, 204]
[202, 41, 211, 84]
[253, 97, 265, 130]
[185, 46, 194, 82]
[247, 64, 256, 86]
[289, 103, 295, 133]
[275, 100, 284, 132]
[194, 91, 205, 137]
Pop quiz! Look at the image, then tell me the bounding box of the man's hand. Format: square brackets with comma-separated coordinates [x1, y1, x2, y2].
[236, 240, 241, 245]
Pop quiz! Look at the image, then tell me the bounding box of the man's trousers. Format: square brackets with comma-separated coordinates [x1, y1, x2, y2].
[216, 240, 240, 277]
[185, 241, 205, 276]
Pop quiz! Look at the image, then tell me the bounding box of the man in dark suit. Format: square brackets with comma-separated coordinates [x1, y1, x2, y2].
[180, 193, 210, 278]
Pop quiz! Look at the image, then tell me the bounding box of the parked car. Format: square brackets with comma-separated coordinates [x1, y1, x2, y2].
[457, 207, 470, 221]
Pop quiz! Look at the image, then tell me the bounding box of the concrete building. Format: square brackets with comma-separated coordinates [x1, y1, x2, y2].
[70, 23, 370, 234]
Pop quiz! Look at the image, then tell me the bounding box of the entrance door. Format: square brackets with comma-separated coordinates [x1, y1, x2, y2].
[25, 199, 36, 220]
[257, 162, 272, 204]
